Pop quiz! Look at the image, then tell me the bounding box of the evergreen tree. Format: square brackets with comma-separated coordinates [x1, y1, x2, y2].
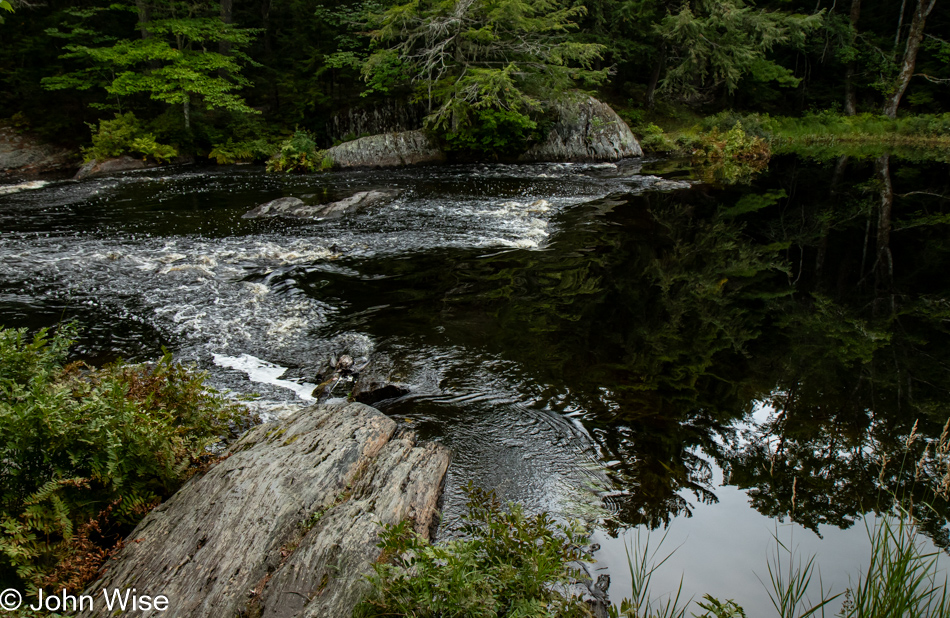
[655, 0, 823, 103]
[363, 0, 608, 154]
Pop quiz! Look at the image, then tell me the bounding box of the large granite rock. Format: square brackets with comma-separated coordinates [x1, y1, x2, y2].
[243, 190, 399, 219]
[0, 126, 77, 175]
[520, 95, 643, 162]
[74, 155, 161, 180]
[325, 130, 445, 168]
[78, 402, 451, 618]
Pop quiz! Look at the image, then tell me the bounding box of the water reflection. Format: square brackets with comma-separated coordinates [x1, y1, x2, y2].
[314, 151, 950, 545]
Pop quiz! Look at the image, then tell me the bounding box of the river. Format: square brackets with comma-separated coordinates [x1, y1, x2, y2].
[2, 151, 949, 614]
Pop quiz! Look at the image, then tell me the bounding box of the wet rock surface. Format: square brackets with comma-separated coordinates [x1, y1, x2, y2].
[0, 126, 78, 175]
[325, 130, 446, 168]
[520, 95, 643, 162]
[351, 353, 410, 405]
[78, 401, 451, 618]
[74, 155, 159, 180]
[243, 190, 400, 219]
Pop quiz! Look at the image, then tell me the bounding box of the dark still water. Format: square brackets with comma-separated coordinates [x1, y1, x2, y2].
[2, 153, 949, 612]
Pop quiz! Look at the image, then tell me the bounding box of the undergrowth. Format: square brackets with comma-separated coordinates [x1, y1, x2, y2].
[266, 129, 334, 173]
[0, 324, 242, 591]
[354, 483, 596, 618]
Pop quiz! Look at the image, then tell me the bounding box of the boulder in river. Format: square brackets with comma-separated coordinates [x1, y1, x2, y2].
[78, 401, 451, 618]
[0, 126, 78, 175]
[74, 155, 160, 180]
[243, 190, 400, 219]
[519, 95, 643, 162]
[351, 353, 411, 405]
[324, 130, 445, 168]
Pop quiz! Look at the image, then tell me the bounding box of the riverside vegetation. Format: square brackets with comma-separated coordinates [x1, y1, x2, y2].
[0, 325, 242, 592]
[1, 0, 949, 168]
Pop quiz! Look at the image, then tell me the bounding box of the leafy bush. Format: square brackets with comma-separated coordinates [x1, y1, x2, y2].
[637, 123, 678, 154]
[354, 484, 596, 617]
[701, 111, 776, 140]
[692, 123, 770, 161]
[209, 138, 276, 164]
[0, 325, 242, 589]
[85, 112, 178, 163]
[439, 107, 543, 158]
[266, 130, 332, 172]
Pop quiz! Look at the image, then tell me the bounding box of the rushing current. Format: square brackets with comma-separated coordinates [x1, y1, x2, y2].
[2, 153, 949, 613]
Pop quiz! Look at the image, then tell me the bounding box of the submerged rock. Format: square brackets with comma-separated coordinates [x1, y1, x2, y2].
[0, 126, 78, 175]
[520, 95, 643, 162]
[325, 130, 445, 168]
[351, 353, 410, 405]
[74, 155, 159, 180]
[78, 401, 451, 618]
[244, 190, 400, 219]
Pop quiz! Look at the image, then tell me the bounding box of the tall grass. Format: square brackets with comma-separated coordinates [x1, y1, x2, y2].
[842, 510, 950, 618]
[617, 509, 949, 618]
[609, 529, 689, 618]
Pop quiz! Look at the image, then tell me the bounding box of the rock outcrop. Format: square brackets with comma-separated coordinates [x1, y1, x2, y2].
[74, 155, 162, 180]
[79, 402, 451, 618]
[325, 130, 445, 169]
[0, 126, 77, 175]
[520, 95, 643, 162]
[243, 190, 400, 219]
[322, 97, 639, 168]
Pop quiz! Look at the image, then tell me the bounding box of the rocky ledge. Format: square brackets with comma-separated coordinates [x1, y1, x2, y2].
[326, 130, 446, 169]
[0, 126, 78, 175]
[519, 95, 643, 162]
[324, 95, 641, 169]
[78, 401, 451, 618]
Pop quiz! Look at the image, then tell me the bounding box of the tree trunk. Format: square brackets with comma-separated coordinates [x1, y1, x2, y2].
[183, 96, 191, 131]
[646, 44, 666, 109]
[844, 0, 861, 115]
[817, 155, 849, 282]
[219, 0, 233, 77]
[261, 0, 271, 55]
[135, 0, 151, 39]
[874, 153, 895, 311]
[883, 0, 937, 119]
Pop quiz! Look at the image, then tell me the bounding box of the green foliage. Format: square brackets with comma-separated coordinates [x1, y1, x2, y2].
[85, 112, 177, 162]
[354, 483, 595, 617]
[42, 5, 259, 126]
[657, 0, 823, 101]
[441, 107, 543, 157]
[0, 0, 12, 23]
[694, 596, 746, 618]
[208, 138, 275, 164]
[841, 510, 950, 618]
[690, 123, 770, 162]
[266, 130, 331, 173]
[608, 529, 688, 618]
[364, 0, 608, 156]
[0, 325, 241, 588]
[636, 123, 678, 154]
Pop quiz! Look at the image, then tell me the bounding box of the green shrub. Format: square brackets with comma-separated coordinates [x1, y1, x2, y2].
[439, 107, 543, 158]
[354, 483, 595, 617]
[85, 112, 178, 163]
[0, 325, 242, 589]
[209, 138, 276, 164]
[692, 123, 770, 161]
[637, 123, 679, 154]
[266, 130, 330, 173]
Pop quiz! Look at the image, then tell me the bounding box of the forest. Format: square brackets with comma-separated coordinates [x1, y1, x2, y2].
[1, 0, 948, 161]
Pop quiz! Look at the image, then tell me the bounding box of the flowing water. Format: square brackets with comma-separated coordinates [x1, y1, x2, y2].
[2, 152, 949, 613]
